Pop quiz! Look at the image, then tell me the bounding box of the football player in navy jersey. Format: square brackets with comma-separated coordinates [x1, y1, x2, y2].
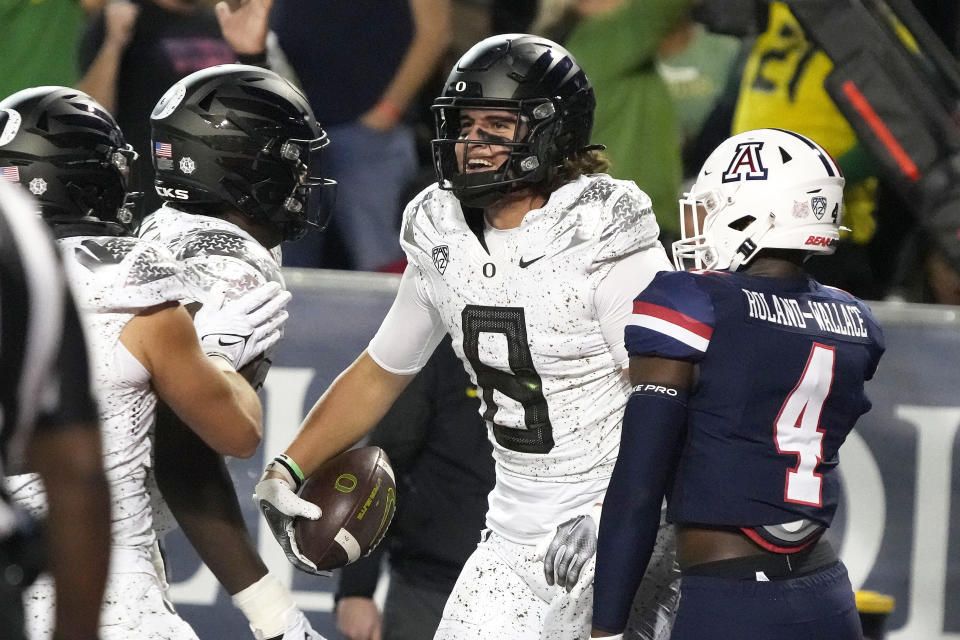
[591, 128, 885, 639]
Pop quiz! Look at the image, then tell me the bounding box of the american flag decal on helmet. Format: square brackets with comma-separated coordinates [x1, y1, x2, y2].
[1, 166, 19, 182]
[432, 245, 449, 274]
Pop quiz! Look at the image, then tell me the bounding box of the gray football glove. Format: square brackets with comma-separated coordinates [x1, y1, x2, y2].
[253, 456, 327, 576]
[544, 514, 598, 592]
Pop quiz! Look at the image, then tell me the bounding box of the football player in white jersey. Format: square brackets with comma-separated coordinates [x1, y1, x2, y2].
[139, 65, 335, 640]
[256, 34, 679, 640]
[0, 87, 290, 639]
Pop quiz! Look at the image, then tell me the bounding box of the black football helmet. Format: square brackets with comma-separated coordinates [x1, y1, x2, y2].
[0, 86, 139, 235]
[431, 34, 597, 208]
[150, 64, 334, 242]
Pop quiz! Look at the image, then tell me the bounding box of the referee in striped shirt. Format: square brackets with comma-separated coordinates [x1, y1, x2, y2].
[0, 182, 110, 640]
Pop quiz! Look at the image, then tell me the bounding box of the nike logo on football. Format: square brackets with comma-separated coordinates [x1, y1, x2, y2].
[518, 255, 545, 268]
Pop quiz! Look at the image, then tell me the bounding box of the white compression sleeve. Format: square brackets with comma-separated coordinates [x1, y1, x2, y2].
[594, 245, 674, 367]
[367, 264, 447, 374]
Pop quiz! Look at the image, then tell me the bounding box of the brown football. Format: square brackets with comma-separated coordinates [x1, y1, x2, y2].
[293, 446, 397, 572]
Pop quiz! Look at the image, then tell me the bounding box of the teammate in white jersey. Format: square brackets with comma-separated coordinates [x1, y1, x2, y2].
[256, 35, 679, 640]
[0, 87, 289, 639]
[140, 65, 335, 640]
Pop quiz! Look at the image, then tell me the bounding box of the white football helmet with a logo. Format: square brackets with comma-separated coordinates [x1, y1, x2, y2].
[673, 128, 845, 271]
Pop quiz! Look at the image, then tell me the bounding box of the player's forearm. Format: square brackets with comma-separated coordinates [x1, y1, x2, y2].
[215, 367, 265, 457]
[154, 404, 269, 593]
[285, 352, 413, 477]
[33, 427, 111, 640]
[593, 385, 686, 632]
[75, 42, 125, 114]
[168, 360, 263, 459]
[377, 0, 452, 113]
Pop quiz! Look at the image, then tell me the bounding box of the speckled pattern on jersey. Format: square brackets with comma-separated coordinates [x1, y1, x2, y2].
[402, 175, 657, 480]
[7, 235, 189, 554]
[137, 205, 284, 536]
[60, 235, 187, 313]
[400, 174, 661, 541]
[139, 206, 284, 304]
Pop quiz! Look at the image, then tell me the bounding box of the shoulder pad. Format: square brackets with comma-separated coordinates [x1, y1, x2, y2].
[587, 176, 661, 265]
[400, 184, 465, 266]
[61, 237, 187, 313]
[176, 229, 284, 302]
[626, 270, 715, 360]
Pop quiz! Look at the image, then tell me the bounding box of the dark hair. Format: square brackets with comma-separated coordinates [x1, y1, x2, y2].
[538, 148, 611, 196]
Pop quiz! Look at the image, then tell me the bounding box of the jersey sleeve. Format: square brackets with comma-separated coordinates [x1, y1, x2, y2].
[367, 265, 447, 375]
[861, 302, 886, 380]
[595, 246, 674, 366]
[624, 270, 715, 362]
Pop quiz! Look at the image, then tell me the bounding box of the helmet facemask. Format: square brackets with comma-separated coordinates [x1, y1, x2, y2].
[431, 99, 562, 208]
[673, 185, 774, 272]
[219, 128, 336, 241]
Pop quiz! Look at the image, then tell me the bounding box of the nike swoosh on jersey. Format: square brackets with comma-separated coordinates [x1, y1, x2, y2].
[518, 255, 545, 268]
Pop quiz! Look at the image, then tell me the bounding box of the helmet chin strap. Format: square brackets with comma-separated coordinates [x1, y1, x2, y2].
[729, 213, 776, 271]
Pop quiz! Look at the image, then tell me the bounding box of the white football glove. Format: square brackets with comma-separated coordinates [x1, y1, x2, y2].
[194, 282, 291, 370]
[544, 514, 598, 592]
[268, 608, 328, 640]
[253, 455, 327, 576]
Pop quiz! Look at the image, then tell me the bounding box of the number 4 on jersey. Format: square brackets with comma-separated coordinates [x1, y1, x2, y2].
[774, 343, 835, 506]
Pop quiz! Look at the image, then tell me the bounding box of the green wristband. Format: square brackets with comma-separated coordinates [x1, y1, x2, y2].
[278, 454, 305, 482]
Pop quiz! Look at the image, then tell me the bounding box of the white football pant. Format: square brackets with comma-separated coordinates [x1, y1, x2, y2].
[23, 545, 199, 640]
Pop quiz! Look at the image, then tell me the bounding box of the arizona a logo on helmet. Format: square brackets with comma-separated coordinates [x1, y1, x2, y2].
[722, 141, 768, 183]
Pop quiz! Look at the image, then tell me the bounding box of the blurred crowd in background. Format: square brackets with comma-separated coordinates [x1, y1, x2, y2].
[2, 0, 959, 305]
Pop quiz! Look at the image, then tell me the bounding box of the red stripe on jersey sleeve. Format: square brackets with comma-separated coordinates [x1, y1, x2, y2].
[633, 301, 714, 340]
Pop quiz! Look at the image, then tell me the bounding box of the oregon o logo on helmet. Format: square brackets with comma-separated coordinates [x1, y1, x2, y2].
[455, 81, 467, 92]
[0, 109, 21, 146]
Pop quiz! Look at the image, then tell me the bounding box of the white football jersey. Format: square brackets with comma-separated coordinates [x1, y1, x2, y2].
[138, 205, 283, 535]
[399, 175, 662, 541]
[139, 205, 285, 302]
[6, 236, 187, 551]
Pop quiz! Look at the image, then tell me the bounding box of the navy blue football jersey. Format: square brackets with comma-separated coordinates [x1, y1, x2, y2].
[625, 270, 885, 534]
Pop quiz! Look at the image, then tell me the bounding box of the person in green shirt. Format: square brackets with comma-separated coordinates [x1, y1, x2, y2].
[0, 0, 94, 97]
[538, 0, 693, 242]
